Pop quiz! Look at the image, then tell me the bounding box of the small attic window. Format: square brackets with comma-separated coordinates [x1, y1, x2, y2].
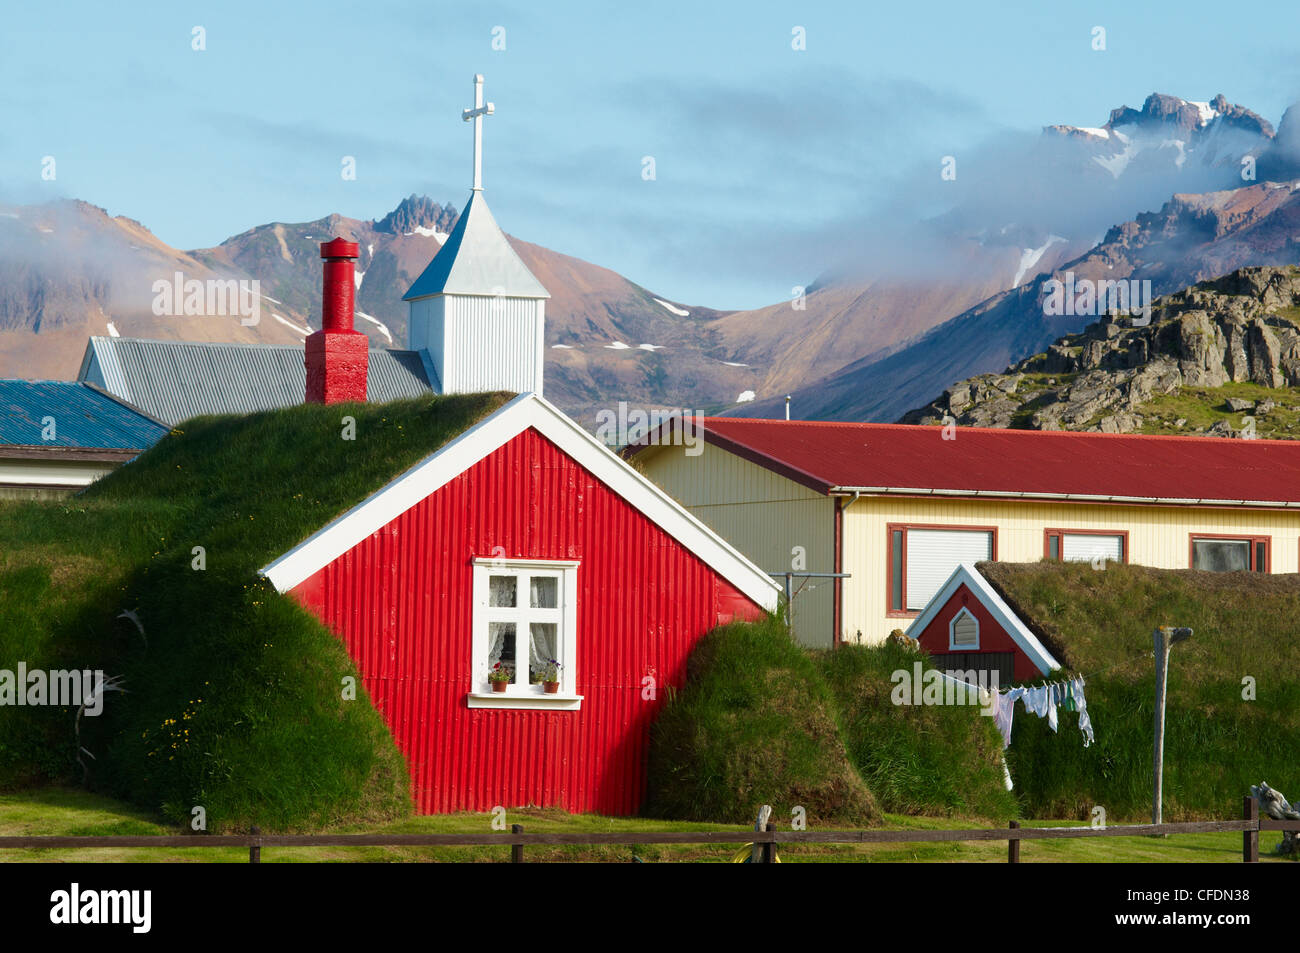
[949, 608, 979, 650]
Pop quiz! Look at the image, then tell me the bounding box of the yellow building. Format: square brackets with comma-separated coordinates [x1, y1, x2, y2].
[627, 419, 1300, 647]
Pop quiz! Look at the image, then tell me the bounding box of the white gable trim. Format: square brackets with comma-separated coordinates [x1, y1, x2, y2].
[905, 563, 1059, 677]
[260, 393, 780, 611]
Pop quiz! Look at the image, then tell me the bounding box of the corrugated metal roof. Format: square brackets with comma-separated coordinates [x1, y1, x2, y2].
[0, 379, 170, 450]
[403, 191, 549, 301]
[669, 417, 1300, 506]
[82, 337, 434, 427]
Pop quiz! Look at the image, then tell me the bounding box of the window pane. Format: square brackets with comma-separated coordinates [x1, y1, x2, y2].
[1048, 535, 1060, 560]
[905, 529, 993, 610]
[1192, 539, 1250, 572]
[952, 611, 978, 646]
[489, 575, 517, 607]
[530, 575, 558, 608]
[529, 622, 558, 683]
[489, 622, 516, 680]
[1255, 541, 1268, 573]
[891, 531, 904, 609]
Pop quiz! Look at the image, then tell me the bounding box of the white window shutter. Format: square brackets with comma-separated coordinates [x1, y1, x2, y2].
[1062, 533, 1123, 564]
[905, 530, 992, 610]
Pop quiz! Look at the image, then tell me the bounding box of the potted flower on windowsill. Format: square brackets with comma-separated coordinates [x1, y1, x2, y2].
[488, 663, 512, 693]
[540, 659, 561, 694]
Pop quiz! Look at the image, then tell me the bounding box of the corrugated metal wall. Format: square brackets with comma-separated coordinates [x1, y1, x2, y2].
[433, 296, 543, 396]
[636, 443, 837, 647]
[291, 427, 761, 815]
[842, 496, 1300, 644]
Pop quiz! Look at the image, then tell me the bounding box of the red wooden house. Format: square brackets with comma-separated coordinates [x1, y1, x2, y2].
[244, 81, 782, 815]
[260, 393, 780, 815]
[904, 563, 1059, 687]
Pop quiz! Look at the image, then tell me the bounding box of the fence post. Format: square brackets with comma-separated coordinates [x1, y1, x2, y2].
[249, 825, 261, 864]
[1243, 796, 1259, 863]
[1008, 820, 1020, 864]
[511, 824, 524, 864]
[762, 822, 775, 864]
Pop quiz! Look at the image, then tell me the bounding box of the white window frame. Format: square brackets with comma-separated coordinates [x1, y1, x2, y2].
[468, 557, 582, 710]
[948, 607, 980, 650]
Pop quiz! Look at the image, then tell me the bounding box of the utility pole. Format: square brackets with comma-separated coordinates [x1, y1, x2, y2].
[1152, 625, 1193, 828]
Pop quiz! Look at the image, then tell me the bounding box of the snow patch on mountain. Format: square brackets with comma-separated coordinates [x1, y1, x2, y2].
[652, 298, 690, 317]
[736, 390, 756, 403]
[1189, 100, 1218, 126]
[406, 226, 449, 243]
[272, 313, 311, 336]
[1013, 235, 1067, 287]
[355, 309, 392, 345]
[1094, 140, 1141, 178]
[1161, 139, 1188, 169]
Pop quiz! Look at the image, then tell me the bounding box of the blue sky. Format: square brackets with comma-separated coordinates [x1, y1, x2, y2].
[3, 0, 1298, 309]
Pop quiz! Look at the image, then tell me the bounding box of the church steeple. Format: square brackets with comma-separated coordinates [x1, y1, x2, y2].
[403, 75, 549, 396]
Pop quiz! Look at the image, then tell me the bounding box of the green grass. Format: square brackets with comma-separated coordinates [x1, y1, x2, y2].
[1136, 381, 1300, 438]
[817, 640, 1017, 821]
[0, 392, 513, 832]
[644, 615, 879, 826]
[644, 618, 1015, 826]
[983, 560, 1300, 821]
[1, 787, 1287, 863]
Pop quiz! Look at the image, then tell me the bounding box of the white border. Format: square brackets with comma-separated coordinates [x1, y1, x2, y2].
[948, 606, 980, 651]
[905, 563, 1059, 676]
[470, 557, 579, 709]
[260, 393, 780, 611]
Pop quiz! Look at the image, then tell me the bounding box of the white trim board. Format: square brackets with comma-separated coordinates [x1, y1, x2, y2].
[260, 393, 781, 611]
[905, 563, 1059, 677]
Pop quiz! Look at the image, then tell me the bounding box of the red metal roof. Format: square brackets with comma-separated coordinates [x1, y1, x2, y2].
[689, 419, 1300, 506]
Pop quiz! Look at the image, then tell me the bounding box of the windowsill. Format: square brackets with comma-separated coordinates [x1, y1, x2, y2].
[467, 691, 584, 711]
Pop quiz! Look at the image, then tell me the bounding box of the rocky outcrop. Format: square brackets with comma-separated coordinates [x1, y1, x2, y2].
[372, 195, 458, 236]
[901, 265, 1300, 436]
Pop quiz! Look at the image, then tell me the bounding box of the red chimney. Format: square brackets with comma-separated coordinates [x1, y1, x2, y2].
[305, 238, 368, 404]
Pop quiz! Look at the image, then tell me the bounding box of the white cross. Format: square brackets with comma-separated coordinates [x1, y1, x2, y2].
[462, 74, 495, 192]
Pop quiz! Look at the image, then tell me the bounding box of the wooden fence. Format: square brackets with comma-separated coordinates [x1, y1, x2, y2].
[2, 797, 1297, 863]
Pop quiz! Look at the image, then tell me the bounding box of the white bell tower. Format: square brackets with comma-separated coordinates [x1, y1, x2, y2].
[404, 74, 550, 396]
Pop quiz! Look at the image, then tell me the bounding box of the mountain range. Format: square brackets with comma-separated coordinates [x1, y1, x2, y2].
[4, 91, 1300, 430]
[901, 265, 1300, 439]
[735, 95, 1300, 423]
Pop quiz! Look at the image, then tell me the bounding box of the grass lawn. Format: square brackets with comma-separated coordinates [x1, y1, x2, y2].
[0, 788, 1287, 863]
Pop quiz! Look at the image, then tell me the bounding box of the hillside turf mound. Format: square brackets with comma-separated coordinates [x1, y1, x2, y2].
[645, 616, 1015, 825]
[0, 393, 511, 831]
[983, 560, 1300, 821]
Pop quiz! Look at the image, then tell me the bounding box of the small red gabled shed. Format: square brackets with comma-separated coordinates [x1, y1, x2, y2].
[905, 563, 1059, 686]
[260, 393, 779, 816]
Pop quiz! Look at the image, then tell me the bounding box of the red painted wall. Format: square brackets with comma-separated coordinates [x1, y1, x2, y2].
[291, 427, 764, 815]
[914, 583, 1040, 683]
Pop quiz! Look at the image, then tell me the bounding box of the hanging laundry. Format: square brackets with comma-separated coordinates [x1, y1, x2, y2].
[1074, 676, 1095, 747]
[994, 687, 1024, 749]
[1060, 680, 1078, 713]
